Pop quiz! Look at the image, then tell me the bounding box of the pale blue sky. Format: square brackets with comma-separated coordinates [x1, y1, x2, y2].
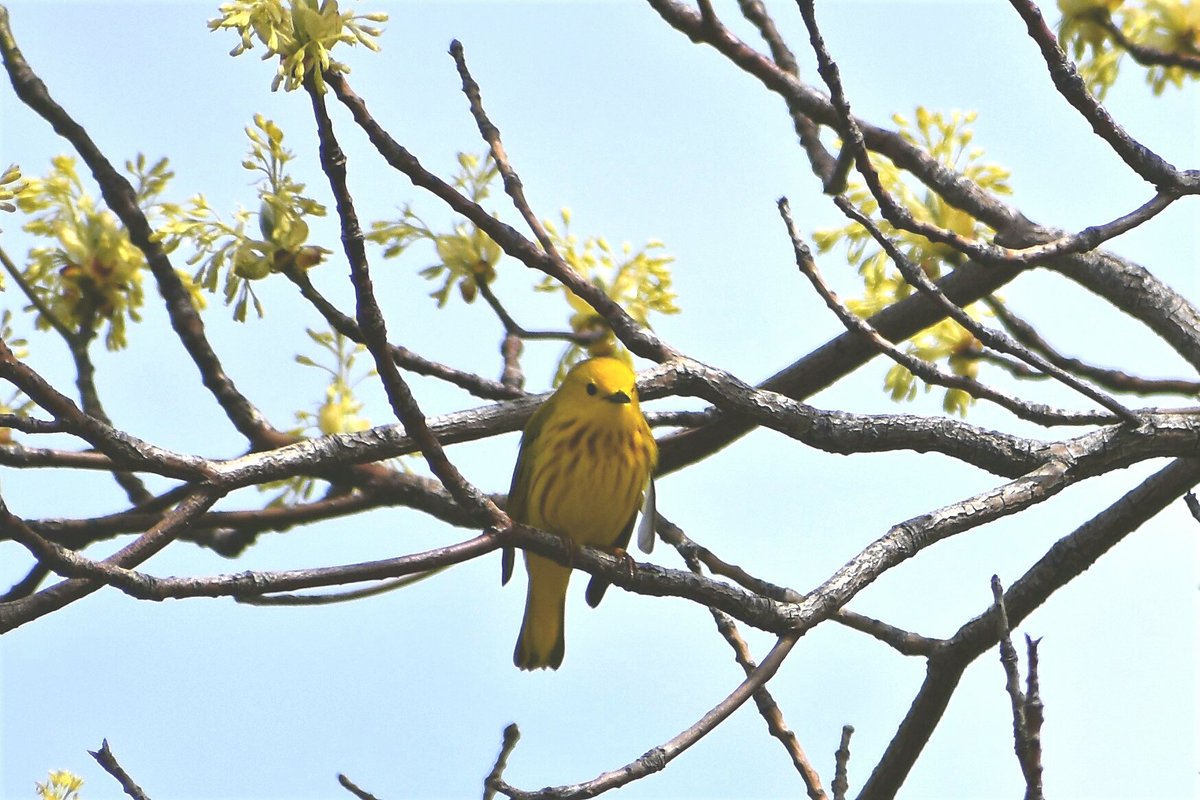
[1, 2, 1196, 798]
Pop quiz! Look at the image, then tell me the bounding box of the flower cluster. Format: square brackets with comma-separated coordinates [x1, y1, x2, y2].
[16, 155, 175, 349]
[156, 115, 329, 321]
[209, 0, 387, 92]
[367, 153, 502, 307]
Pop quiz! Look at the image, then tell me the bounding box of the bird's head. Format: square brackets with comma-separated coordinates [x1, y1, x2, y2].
[559, 356, 641, 412]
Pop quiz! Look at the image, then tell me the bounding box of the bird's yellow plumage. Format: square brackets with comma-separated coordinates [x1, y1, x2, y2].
[504, 357, 657, 670]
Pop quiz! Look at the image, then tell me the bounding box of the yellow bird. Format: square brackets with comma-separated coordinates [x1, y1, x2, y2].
[502, 357, 658, 670]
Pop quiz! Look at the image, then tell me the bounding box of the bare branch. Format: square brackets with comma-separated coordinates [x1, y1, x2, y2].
[840, 199, 1138, 423]
[324, 70, 677, 364]
[337, 773, 380, 800]
[644, 0, 1027, 234]
[991, 576, 1031, 777]
[1005, 0, 1190, 189]
[475, 278, 600, 345]
[0, 338, 213, 479]
[0, 7, 286, 448]
[285, 265, 524, 400]
[832, 725, 854, 800]
[0, 414, 70, 435]
[858, 458, 1200, 799]
[1, 561, 51, 601]
[711, 605, 827, 800]
[484, 724, 521, 800]
[648, 0, 1200, 382]
[304, 77, 502, 528]
[736, 0, 838, 186]
[1102, 14, 1200, 71]
[780, 196, 1117, 426]
[450, 40, 559, 260]
[661, 514, 941, 656]
[985, 297, 1200, 397]
[237, 569, 447, 606]
[832, 610, 942, 658]
[990, 575, 1045, 800]
[662, 516, 825, 798]
[997, 189, 1180, 262]
[492, 632, 800, 799]
[0, 486, 220, 633]
[89, 739, 151, 800]
[1021, 636, 1046, 800]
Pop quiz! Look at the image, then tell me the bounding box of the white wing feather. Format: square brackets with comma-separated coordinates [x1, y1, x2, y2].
[636, 478, 657, 553]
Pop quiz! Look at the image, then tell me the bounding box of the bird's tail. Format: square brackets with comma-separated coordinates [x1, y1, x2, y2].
[514, 553, 569, 670]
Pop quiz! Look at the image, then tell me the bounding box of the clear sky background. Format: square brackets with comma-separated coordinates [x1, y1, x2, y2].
[1, 1, 1196, 798]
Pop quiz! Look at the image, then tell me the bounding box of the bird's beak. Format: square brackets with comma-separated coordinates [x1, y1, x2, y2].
[606, 390, 632, 405]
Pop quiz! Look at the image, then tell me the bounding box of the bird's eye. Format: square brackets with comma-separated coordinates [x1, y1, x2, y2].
[586, 382, 598, 396]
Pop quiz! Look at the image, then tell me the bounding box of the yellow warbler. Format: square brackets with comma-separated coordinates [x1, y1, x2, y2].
[503, 357, 658, 670]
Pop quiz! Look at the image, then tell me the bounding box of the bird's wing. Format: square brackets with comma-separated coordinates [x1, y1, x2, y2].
[636, 477, 657, 554]
[502, 398, 552, 585]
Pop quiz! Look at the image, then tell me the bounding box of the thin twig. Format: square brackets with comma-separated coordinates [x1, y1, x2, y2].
[0, 306, 215, 481]
[985, 296, 1200, 397]
[66, 322, 153, 505]
[2, 244, 152, 504]
[662, 516, 826, 798]
[1005, 0, 1186, 189]
[709, 605, 828, 800]
[0, 414, 70, 434]
[0, 8, 286, 448]
[791, 1, 1140, 424]
[779, 197, 1116, 426]
[834, 199, 1140, 424]
[483, 723, 521, 800]
[1, 561, 50, 601]
[991, 575, 1045, 800]
[990, 576, 1031, 768]
[1000, 190, 1181, 262]
[736, 0, 838, 186]
[645, 0, 1026, 233]
[858, 458, 1200, 798]
[491, 632, 800, 799]
[832, 610, 942, 658]
[1102, 15, 1200, 70]
[237, 568, 448, 606]
[450, 40, 559, 260]
[285, 265, 524, 400]
[475, 278, 600, 345]
[1022, 635, 1045, 800]
[337, 774, 381, 800]
[304, 76, 502, 528]
[0, 244, 77, 341]
[0, 487, 220, 633]
[658, 516, 803, 603]
[832, 725, 854, 800]
[89, 739, 151, 800]
[325, 70, 675, 364]
[661, 514, 942, 656]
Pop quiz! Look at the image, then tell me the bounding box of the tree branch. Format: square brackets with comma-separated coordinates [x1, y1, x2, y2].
[305, 77, 502, 527]
[90, 739, 151, 800]
[0, 7, 286, 448]
[857, 457, 1200, 799]
[492, 632, 800, 799]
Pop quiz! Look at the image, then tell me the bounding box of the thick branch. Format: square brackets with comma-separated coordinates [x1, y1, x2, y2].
[857, 457, 1200, 799]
